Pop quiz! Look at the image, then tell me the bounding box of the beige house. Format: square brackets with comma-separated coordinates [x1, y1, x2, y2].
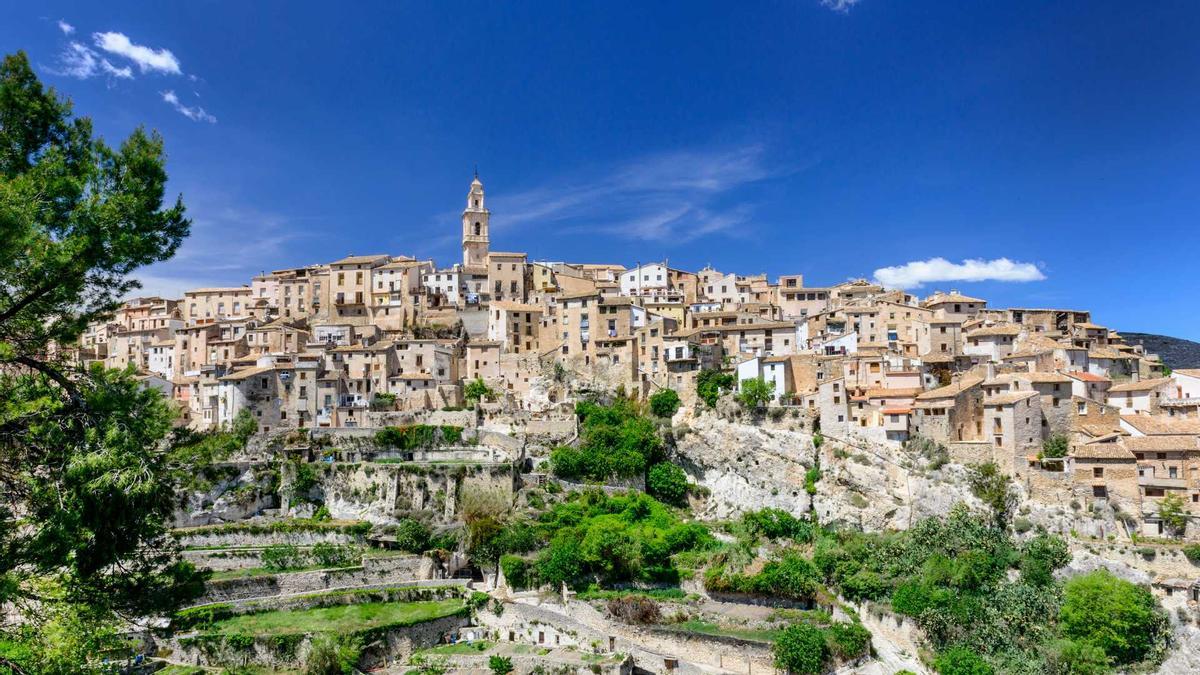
[488, 302, 543, 354]
[1107, 376, 1175, 415]
[329, 254, 389, 322]
[183, 287, 253, 322]
[488, 252, 528, 303]
[911, 375, 985, 443]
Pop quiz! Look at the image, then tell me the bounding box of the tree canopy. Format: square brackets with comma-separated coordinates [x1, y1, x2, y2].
[0, 50, 201, 670]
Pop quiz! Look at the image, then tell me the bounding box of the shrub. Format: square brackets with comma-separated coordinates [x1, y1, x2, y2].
[290, 461, 319, 500]
[647, 462, 689, 506]
[465, 378, 495, 405]
[968, 462, 1014, 526]
[606, 595, 661, 624]
[774, 623, 828, 674]
[933, 646, 993, 675]
[649, 388, 681, 418]
[696, 369, 734, 408]
[1182, 543, 1200, 564]
[1042, 434, 1069, 459]
[311, 542, 358, 568]
[311, 504, 332, 522]
[826, 621, 871, 660]
[488, 655, 514, 675]
[232, 408, 258, 443]
[737, 377, 775, 410]
[261, 544, 306, 571]
[741, 508, 813, 542]
[1019, 532, 1070, 587]
[500, 554, 530, 590]
[1060, 570, 1167, 664]
[805, 465, 821, 496]
[303, 634, 362, 675]
[391, 518, 432, 552]
[1044, 639, 1112, 675]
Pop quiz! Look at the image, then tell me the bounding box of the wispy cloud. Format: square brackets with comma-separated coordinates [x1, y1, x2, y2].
[481, 145, 772, 244]
[132, 198, 319, 298]
[57, 19, 74, 35]
[50, 42, 132, 80]
[820, 0, 861, 13]
[873, 257, 1046, 289]
[92, 31, 181, 75]
[161, 90, 216, 123]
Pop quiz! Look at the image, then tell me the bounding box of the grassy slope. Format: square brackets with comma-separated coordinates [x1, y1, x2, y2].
[204, 598, 464, 635]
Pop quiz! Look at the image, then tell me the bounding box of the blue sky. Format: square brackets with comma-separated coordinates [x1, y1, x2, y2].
[5, 1, 1200, 338]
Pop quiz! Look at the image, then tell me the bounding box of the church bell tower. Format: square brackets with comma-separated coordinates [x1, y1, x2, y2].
[462, 172, 490, 268]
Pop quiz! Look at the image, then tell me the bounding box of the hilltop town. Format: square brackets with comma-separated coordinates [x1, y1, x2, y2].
[70, 175, 1200, 673]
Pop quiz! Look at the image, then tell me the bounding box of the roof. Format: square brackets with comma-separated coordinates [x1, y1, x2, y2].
[985, 391, 1038, 406]
[183, 286, 252, 295]
[1088, 347, 1129, 360]
[218, 365, 273, 382]
[880, 407, 912, 415]
[1108, 377, 1173, 393]
[1120, 415, 1200, 435]
[924, 291, 986, 305]
[1173, 369, 1200, 379]
[488, 251, 527, 258]
[1074, 439, 1136, 460]
[1122, 435, 1199, 453]
[330, 254, 389, 266]
[1064, 371, 1110, 383]
[491, 301, 543, 313]
[916, 375, 984, 400]
[966, 325, 1022, 338]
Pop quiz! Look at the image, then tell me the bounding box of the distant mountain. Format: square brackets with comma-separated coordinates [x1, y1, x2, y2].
[1122, 333, 1200, 370]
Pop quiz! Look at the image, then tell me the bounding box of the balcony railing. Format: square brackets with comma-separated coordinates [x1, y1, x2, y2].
[1139, 475, 1187, 489]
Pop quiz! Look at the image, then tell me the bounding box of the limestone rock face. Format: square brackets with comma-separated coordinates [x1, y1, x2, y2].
[672, 413, 817, 519]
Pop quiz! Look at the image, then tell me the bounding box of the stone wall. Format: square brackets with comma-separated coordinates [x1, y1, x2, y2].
[175, 527, 364, 549]
[947, 441, 994, 466]
[186, 581, 466, 615]
[195, 555, 431, 604]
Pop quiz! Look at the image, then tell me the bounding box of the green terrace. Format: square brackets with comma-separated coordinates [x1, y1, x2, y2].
[193, 597, 465, 637]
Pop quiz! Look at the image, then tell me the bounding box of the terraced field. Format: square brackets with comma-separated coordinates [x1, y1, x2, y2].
[199, 597, 465, 636]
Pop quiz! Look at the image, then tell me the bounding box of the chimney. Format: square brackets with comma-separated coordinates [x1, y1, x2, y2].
[986, 362, 996, 380]
[1131, 370, 1140, 383]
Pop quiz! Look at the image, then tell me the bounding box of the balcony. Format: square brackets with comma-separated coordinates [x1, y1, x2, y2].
[1160, 397, 1199, 407]
[1139, 475, 1187, 489]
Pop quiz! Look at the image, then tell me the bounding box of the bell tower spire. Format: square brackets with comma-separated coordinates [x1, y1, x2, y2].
[462, 172, 489, 268]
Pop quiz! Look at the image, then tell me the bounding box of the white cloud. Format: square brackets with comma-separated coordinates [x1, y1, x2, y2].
[873, 257, 1046, 289]
[51, 42, 133, 80]
[93, 31, 181, 75]
[57, 19, 75, 35]
[484, 145, 771, 243]
[821, 0, 861, 12]
[161, 90, 216, 123]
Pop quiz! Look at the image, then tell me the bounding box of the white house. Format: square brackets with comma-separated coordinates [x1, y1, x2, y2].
[619, 263, 670, 297]
[1106, 376, 1175, 415]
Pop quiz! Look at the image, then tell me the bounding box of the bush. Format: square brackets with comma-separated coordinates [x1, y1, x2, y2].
[1044, 639, 1112, 675]
[1060, 570, 1166, 664]
[488, 655, 514, 675]
[232, 408, 258, 443]
[647, 462, 689, 506]
[303, 634, 361, 675]
[391, 518, 432, 553]
[774, 623, 828, 674]
[826, 621, 871, 660]
[311, 504, 332, 522]
[696, 369, 734, 408]
[934, 646, 993, 675]
[499, 554, 530, 590]
[1042, 434, 1069, 459]
[968, 462, 1014, 526]
[549, 400, 665, 482]
[606, 595, 661, 624]
[737, 377, 775, 410]
[465, 378, 495, 404]
[1183, 543, 1200, 564]
[649, 388, 681, 418]
[261, 544, 306, 571]
[1019, 532, 1070, 587]
[741, 508, 813, 542]
[805, 465, 821, 496]
[290, 461, 319, 500]
[311, 542, 358, 568]
[1157, 492, 1188, 536]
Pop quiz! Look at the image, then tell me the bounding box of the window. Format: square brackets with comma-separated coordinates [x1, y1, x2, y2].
[1078, 401, 1087, 414]
[1093, 485, 1108, 498]
[1093, 467, 1103, 478]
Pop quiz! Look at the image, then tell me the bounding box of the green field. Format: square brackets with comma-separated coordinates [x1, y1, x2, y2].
[203, 598, 464, 636]
[207, 564, 359, 581]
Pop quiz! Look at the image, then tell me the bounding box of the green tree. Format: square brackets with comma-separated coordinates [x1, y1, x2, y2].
[303, 634, 362, 674]
[968, 462, 1016, 527]
[648, 388, 681, 418]
[1019, 532, 1071, 587]
[934, 646, 993, 675]
[696, 369, 734, 407]
[1060, 570, 1166, 665]
[774, 623, 828, 674]
[464, 378, 495, 405]
[1045, 639, 1112, 675]
[647, 462, 689, 505]
[1042, 434, 1069, 459]
[0, 51, 202, 668]
[392, 518, 432, 552]
[737, 377, 775, 409]
[1157, 492, 1188, 536]
[231, 408, 258, 442]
